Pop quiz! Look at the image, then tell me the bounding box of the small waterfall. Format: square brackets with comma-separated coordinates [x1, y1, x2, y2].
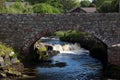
[40, 37, 89, 54]
[53, 44, 63, 51]
[52, 43, 84, 54]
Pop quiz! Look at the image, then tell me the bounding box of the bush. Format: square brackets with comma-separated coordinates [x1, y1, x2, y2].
[6, 2, 34, 14]
[0, 6, 6, 13]
[55, 30, 89, 42]
[7, 2, 25, 14]
[24, 5, 33, 13]
[98, 2, 112, 13]
[33, 3, 61, 14]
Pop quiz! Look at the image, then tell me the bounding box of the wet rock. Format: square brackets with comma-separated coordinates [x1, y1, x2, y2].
[0, 62, 24, 78]
[34, 42, 47, 52]
[47, 50, 59, 57]
[10, 63, 24, 72]
[0, 72, 7, 78]
[0, 57, 4, 67]
[6, 67, 22, 76]
[55, 62, 67, 67]
[9, 52, 15, 57]
[11, 58, 18, 64]
[4, 55, 11, 66]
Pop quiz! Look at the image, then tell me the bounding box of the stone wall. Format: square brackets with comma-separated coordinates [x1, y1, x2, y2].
[0, 13, 120, 65]
[108, 46, 120, 65]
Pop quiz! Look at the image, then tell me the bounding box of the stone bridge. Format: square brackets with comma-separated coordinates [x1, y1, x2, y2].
[0, 13, 120, 65]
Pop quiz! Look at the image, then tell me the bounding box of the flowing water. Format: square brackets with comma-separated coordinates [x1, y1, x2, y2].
[1, 37, 103, 80]
[35, 37, 103, 80]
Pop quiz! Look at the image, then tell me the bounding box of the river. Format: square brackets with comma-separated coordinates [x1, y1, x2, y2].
[35, 37, 103, 80]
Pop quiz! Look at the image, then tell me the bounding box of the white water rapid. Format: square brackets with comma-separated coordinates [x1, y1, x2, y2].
[53, 43, 89, 55]
[40, 37, 89, 55]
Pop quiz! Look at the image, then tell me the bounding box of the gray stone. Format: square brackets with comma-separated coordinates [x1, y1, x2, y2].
[0, 14, 119, 65]
[4, 55, 11, 66]
[0, 57, 4, 67]
[11, 58, 18, 63]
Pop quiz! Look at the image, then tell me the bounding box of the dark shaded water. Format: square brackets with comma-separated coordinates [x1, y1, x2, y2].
[36, 51, 102, 80]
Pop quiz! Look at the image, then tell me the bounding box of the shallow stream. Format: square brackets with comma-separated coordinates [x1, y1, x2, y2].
[35, 37, 103, 80]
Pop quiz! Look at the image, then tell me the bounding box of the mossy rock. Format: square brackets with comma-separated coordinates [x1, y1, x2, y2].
[38, 47, 47, 52]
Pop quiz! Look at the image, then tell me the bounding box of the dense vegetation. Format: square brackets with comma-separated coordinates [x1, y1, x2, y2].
[92, 0, 119, 12]
[0, 0, 119, 13]
[33, 3, 61, 14]
[55, 30, 89, 42]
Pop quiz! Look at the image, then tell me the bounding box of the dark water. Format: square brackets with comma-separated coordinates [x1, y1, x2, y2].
[36, 52, 102, 80]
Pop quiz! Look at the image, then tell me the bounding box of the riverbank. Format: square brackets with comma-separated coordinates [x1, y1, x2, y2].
[0, 42, 24, 79]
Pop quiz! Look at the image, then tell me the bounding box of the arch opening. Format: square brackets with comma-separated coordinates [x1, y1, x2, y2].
[25, 29, 108, 69]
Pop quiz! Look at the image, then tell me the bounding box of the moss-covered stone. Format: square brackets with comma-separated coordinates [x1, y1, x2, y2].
[0, 42, 24, 78]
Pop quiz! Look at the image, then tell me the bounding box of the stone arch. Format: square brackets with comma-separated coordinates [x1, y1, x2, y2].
[22, 25, 108, 68]
[22, 25, 108, 54]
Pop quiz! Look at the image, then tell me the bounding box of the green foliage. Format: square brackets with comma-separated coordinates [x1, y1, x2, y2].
[27, 0, 79, 13]
[55, 30, 89, 42]
[38, 47, 47, 52]
[92, 0, 105, 7]
[6, 2, 33, 14]
[111, 0, 119, 12]
[0, 0, 6, 13]
[92, 0, 118, 13]
[33, 3, 61, 14]
[7, 2, 25, 13]
[0, 6, 6, 13]
[24, 5, 33, 13]
[80, 0, 91, 7]
[54, 31, 66, 37]
[10, 2, 25, 11]
[98, 2, 112, 13]
[0, 42, 22, 62]
[25, 0, 48, 4]
[0, 42, 14, 56]
[61, 0, 80, 12]
[98, 0, 119, 13]
[45, 0, 64, 12]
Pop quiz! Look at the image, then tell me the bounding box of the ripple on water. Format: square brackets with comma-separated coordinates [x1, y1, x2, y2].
[37, 52, 103, 80]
